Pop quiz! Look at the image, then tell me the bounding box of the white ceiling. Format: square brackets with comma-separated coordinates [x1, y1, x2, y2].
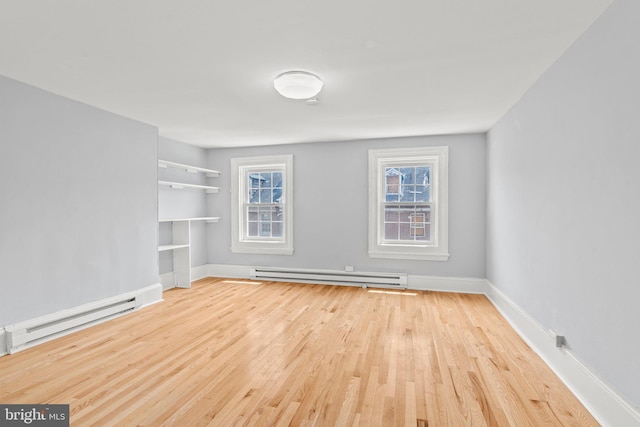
[0, 1, 613, 148]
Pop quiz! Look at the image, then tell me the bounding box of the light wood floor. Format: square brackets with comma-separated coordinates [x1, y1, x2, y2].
[0, 278, 598, 426]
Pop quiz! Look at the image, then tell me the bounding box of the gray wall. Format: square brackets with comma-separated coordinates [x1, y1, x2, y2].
[487, 0, 640, 408]
[158, 137, 210, 271]
[0, 75, 159, 326]
[207, 134, 486, 278]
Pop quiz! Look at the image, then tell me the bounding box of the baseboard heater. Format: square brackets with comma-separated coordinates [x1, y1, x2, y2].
[250, 267, 408, 288]
[5, 296, 141, 354]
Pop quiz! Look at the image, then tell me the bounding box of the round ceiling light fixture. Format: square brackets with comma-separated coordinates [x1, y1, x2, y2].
[273, 71, 323, 100]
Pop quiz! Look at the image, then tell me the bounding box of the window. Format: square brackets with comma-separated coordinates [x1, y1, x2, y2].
[368, 147, 449, 261]
[231, 155, 293, 255]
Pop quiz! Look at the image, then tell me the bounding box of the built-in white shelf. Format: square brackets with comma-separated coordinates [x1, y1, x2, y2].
[158, 160, 221, 177]
[158, 180, 220, 193]
[160, 217, 221, 223]
[158, 244, 190, 252]
[158, 159, 222, 290]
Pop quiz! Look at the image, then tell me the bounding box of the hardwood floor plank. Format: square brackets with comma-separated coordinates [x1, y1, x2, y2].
[0, 278, 599, 426]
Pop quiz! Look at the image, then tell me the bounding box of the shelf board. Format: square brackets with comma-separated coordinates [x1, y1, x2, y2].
[158, 244, 189, 252]
[159, 217, 221, 223]
[158, 160, 221, 177]
[159, 181, 220, 193]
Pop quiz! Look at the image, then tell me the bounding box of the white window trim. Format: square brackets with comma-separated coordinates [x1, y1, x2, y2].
[231, 155, 293, 255]
[368, 146, 449, 261]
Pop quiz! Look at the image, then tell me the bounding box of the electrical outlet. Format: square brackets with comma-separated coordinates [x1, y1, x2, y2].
[551, 330, 566, 347]
[345, 266, 354, 272]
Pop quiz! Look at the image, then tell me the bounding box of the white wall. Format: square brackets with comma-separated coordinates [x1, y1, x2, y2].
[487, 0, 640, 409]
[0, 75, 159, 326]
[207, 133, 486, 278]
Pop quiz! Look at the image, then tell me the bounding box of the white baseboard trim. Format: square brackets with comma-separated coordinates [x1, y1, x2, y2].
[408, 275, 489, 293]
[1, 283, 163, 357]
[0, 328, 6, 357]
[191, 265, 210, 282]
[486, 281, 640, 427]
[207, 263, 253, 279]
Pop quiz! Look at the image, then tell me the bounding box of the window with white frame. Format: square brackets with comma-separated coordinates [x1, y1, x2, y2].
[231, 155, 293, 255]
[368, 146, 449, 261]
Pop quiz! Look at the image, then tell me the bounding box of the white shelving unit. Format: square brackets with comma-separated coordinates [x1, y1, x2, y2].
[158, 180, 220, 193]
[158, 160, 221, 177]
[159, 220, 191, 288]
[158, 159, 221, 289]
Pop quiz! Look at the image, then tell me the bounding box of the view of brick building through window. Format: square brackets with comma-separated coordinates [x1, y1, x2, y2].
[384, 166, 431, 242]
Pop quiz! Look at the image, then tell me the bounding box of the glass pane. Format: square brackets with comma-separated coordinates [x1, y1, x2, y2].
[399, 223, 411, 240]
[384, 223, 398, 240]
[249, 173, 261, 188]
[415, 185, 429, 202]
[416, 166, 430, 185]
[259, 172, 271, 188]
[260, 189, 271, 203]
[248, 222, 258, 236]
[386, 174, 400, 194]
[400, 185, 415, 202]
[248, 188, 259, 203]
[385, 193, 398, 202]
[272, 222, 283, 237]
[399, 167, 414, 184]
[398, 205, 413, 222]
[248, 207, 258, 221]
[273, 188, 282, 203]
[273, 172, 283, 188]
[384, 206, 399, 222]
[260, 223, 271, 237]
[257, 206, 268, 219]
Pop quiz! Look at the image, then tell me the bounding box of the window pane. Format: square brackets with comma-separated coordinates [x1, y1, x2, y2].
[398, 205, 412, 222]
[384, 205, 399, 222]
[260, 223, 271, 237]
[259, 172, 271, 187]
[260, 189, 271, 203]
[384, 223, 398, 240]
[415, 185, 429, 202]
[399, 167, 414, 184]
[272, 207, 281, 221]
[273, 188, 282, 203]
[249, 173, 261, 188]
[249, 188, 259, 203]
[272, 222, 283, 237]
[248, 222, 258, 236]
[399, 223, 412, 240]
[259, 206, 271, 220]
[416, 166, 430, 185]
[400, 185, 415, 202]
[248, 206, 258, 221]
[273, 172, 283, 188]
[385, 169, 401, 192]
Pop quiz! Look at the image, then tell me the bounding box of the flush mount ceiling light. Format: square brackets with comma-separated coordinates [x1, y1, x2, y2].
[273, 71, 323, 100]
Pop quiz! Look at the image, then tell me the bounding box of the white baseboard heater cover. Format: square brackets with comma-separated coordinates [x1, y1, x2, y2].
[5, 296, 141, 354]
[250, 267, 408, 288]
